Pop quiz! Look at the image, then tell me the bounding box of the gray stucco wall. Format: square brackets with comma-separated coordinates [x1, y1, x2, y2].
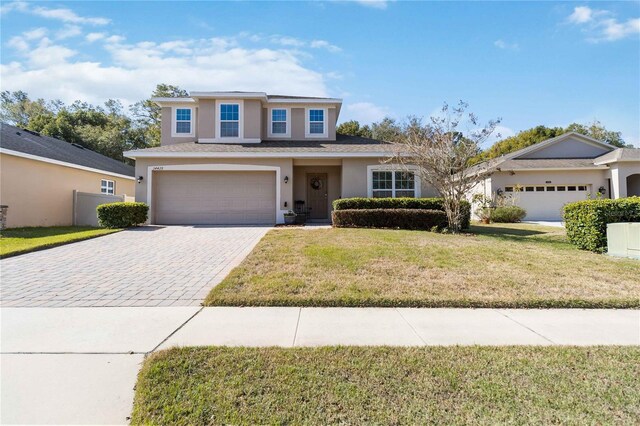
[197, 100, 215, 139]
[160, 106, 198, 146]
[521, 137, 612, 159]
[244, 100, 262, 139]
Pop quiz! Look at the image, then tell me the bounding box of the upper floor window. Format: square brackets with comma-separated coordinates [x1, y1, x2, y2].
[174, 108, 193, 136]
[309, 109, 325, 135]
[101, 179, 115, 195]
[271, 109, 287, 135]
[220, 104, 239, 137]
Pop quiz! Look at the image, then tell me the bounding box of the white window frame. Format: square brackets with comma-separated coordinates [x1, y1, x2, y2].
[305, 107, 328, 138]
[171, 106, 195, 137]
[367, 165, 421, 198]
[101, 179, 115, 195]
[216, 100, 243, 141]
[268, 107, 290, 138]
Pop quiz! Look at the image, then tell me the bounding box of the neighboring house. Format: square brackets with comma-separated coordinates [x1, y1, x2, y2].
[472, 132, 640, 220]
[124, 92, 437, 225]
[0, 123, 135, 228]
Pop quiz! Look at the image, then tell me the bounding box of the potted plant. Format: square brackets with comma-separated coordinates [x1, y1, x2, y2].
[472, 194, 493, 224]
[284, 210, 296, 225]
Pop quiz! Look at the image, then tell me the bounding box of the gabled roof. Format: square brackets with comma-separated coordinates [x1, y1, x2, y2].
[124, 134, 396, 159]
[497, 158, 608, 171]
[0, 123, 135, 178]
[473, 132, 616, 172]
[593, 148, 640, 165]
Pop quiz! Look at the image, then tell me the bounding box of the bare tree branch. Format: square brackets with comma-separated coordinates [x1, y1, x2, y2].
[389, 101, 501, 232]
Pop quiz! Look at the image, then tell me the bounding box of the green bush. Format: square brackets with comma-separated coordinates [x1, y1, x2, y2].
[563, 197, 640, 252]
[490, 206, 527, 223]
[332, 209, 448, 231]
[97, 202, 149, 228]
[333, 198, 470, 229]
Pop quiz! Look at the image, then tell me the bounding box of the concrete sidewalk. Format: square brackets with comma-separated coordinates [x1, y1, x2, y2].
[2, 307, 639, 424]
[160, 307, 640, 348]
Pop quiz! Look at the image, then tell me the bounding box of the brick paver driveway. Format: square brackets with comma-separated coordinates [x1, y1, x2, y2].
[0, 226, 270, 307]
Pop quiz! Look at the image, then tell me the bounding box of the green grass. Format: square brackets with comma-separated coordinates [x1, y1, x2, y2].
[132, 346, 640, 425]
[0, 226, 120, 258]
[206, 223, 640, 308]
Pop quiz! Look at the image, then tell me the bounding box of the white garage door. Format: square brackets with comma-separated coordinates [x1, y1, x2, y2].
[506, 184, 590, 221]
[153, 171, 276, 225]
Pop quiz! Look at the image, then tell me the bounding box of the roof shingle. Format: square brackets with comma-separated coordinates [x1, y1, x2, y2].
[1, 123, 135, 176]
[125, 134, 397, 156]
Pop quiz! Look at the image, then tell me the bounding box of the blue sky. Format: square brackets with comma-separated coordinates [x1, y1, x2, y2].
[1, 1, 639, 146]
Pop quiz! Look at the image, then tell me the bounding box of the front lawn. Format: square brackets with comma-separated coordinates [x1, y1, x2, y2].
[132, 346, 640, 425]
[0, 226, 120, 258]
[206, 223, 640, 308]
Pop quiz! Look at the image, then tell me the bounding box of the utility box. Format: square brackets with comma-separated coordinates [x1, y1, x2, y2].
[607, 223, 640, 260]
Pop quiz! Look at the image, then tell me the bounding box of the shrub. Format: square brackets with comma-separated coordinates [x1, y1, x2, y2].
[563, 197, 640, 252]
[97, 202, 149, 228]
[490, 206, 527, 223]
[332, 209, 448, 231]
[333, 198, 470, 229]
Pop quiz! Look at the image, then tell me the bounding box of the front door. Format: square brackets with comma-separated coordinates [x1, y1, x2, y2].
[307, 173, 328, 220]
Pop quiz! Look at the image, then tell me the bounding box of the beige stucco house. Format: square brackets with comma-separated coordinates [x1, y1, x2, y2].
[472, 132, 640, 220]
[0, 124, 135, 228]
[124, 92, 437, 225]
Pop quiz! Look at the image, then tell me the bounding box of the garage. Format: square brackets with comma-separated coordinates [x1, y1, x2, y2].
[505, 184, 591, 221]
[153, 170, 276, 225]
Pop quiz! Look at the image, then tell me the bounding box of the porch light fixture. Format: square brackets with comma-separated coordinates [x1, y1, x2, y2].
[284, 176, 289, 184]
[137, 176, 144, 184]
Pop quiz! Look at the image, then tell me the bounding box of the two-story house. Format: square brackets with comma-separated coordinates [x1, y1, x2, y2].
[124, 91, 437, 225]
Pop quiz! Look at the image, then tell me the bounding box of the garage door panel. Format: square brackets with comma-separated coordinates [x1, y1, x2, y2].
[517, 191, 589, 221]
[154, 171, 276, 225]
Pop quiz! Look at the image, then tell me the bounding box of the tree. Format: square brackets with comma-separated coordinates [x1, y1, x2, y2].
[371, 117, 402, 142]
[565, 120, 627, 148]
[1, 91, 55, 127]
[474, 120, 629, 164]
[336, 120, 373, 138]
[130, 84, 188, 147]
[390, 102, 500, 233]
[473, 125, 564, 163]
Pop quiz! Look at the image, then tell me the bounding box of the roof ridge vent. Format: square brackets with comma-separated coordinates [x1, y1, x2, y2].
[71, 143, 85, 150]
[23, 129, 41, 137]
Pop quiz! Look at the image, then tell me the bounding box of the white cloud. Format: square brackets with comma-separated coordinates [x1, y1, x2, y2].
[310, 39, 342, 53]
[1, 35, 329, 106]
[1, 1, 110, 25]
[568, 6, 596, 24]
[56, 25, 82, 40]
[353, 0, 389, 10]
[23, 27, 48, 40]
[494, 39, 519, 50]
[567, 6, 639, 42]
[270, 35, 305, 47]
[7, 36, 29, 51]
[86, 32, 106, 43]
[598, 17, 640, 41]
[344, 102, 389, 123]
[104, 35, 125, 44]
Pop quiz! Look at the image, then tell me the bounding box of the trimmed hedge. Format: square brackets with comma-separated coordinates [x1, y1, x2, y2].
[97, 202, 149, 228]
[332, 209, 448, 231]
[563, 196, 640, 252]
[333, 198, 470, 229]
[490, 206, 527, 223]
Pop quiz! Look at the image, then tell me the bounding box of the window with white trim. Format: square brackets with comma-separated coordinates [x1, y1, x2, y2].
[271, 109, 287, 135]
[372, 170, 416, 198]
[101, 179, 115, 195]
[309, 109, 324, 134]
[175, 108, 192, 134]
[220, 104, 239, 137]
